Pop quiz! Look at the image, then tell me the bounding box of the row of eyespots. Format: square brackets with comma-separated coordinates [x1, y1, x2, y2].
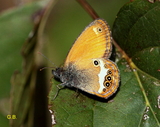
[103, 70, 112, 89]
[92, 60, 113, 91]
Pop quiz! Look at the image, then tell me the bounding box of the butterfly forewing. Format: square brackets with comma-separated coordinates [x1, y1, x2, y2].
[64, 19, 112, 68]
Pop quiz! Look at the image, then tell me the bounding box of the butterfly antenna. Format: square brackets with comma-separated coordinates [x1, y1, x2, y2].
[37, 51, 57, 68]
[40, 67, 56, 71]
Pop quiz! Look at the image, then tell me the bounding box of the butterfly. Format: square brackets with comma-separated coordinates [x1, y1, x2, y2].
[52, 18, 120, 99]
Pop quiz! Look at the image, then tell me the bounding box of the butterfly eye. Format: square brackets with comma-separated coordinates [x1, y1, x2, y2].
[93, 59, 100, 66]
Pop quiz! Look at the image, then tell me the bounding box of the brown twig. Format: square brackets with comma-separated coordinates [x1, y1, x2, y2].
[77, 0, 99, 19]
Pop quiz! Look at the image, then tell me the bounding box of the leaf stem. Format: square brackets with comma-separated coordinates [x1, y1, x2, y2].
[113, 39, 160, 126]
[76, 0, 99, 19]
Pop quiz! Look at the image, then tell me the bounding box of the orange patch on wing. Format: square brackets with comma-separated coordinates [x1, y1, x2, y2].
[64, 19, 112, 67]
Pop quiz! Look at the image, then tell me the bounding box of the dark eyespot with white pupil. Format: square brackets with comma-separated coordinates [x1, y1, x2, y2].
[93, 60, 99, 66]
[107, 70, 112, 75]
[105, 82, 110, 88]
[97, 27, 102, 33]
[107, 76, 112, 81]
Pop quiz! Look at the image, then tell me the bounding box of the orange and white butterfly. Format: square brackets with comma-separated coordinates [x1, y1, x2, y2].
[52, 18, 120, 99]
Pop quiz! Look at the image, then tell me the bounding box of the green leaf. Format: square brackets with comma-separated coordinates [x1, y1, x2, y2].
[49, 0, 160, 127]
[0, 2, 44, 127]
[112, 0, 160, 126]
[113, 0, 160, 80]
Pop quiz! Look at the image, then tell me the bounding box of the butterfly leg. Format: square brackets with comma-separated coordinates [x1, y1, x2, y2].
[52, 83, 66, 100]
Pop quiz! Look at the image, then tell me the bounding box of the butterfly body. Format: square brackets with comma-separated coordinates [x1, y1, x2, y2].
[52, 19, 120, 99]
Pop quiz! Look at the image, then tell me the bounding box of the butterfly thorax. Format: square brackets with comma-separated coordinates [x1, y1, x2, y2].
[52, 63, 90, 88]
